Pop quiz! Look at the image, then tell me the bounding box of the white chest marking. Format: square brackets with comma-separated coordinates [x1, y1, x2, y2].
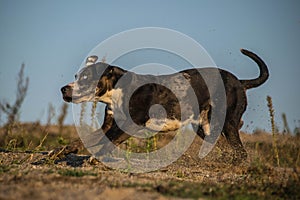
[95, 88, 123, 109]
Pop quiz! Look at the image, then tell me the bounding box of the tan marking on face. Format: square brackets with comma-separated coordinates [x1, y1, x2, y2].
[68, 82, 75, 87]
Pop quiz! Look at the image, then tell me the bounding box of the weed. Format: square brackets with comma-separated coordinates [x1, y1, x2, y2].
[144, 132, 157, 154]
[34, 104, 56, 151]
[57, 103, 68, 135]
[124, 137, 133, 171]
[80, 102, 86, 126]
[48, 145, 67, 160]
[35, 131, 49, 151]
[57, 136, 68, 145]
[47, 103, 55, 125]
[101, 55, 107, 63]
[267, 95, 280, 167]
[250, 142, 265, 170]
[0, 64, 29, 135]
[281, 113, 291, 134]
[6, 139, 17, 151]
[175, 170, 185, 178]
[90, 101, 97, 128]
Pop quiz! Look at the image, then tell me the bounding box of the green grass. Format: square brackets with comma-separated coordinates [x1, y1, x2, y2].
[58, 169, 97, 177]
[0, 165, 11, 174]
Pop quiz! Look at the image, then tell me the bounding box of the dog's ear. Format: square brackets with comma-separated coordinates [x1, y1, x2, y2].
[86, 55, 98, 66]
[106, 66, 125, 80]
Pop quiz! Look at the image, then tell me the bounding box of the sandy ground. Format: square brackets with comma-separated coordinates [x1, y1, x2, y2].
[1, 136, 300, 200]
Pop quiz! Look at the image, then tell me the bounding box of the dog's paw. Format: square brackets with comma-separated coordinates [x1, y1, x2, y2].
[94, 142, 116, 157]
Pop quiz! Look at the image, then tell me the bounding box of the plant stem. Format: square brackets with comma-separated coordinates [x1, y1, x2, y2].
[267, 96, 280, 167]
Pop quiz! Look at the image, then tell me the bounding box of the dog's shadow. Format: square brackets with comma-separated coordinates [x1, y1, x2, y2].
[32, 153, 91, 167]
[55, 154, 91, 167]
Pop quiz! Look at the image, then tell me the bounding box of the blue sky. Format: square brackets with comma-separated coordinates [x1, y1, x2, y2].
[0, 0, 299, 133]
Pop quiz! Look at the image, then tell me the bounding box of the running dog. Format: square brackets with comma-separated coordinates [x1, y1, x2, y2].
[61, 49, 269, 162]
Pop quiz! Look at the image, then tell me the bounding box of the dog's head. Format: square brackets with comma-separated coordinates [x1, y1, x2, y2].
[61, 56, 126, 104]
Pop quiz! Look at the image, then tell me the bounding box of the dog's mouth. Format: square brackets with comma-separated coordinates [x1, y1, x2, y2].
[63, 91, 96, 103]
[63, 94, 93, 104]
[62, 95, 73, 103]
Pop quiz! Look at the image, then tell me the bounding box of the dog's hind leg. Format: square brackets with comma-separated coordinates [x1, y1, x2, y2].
[192, 123, 206, 140]
[192, 103, 212, 140]
[222, 84, 248, 163]
[223, 123, 247, 163]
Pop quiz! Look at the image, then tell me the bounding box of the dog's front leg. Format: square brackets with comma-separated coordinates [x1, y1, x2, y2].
[101, 105, 114, 133]
[96, 120, 131, 156]
[105, 121, 131, 145]
[82, 105, 115, 153]
[101, 105, 131, 148]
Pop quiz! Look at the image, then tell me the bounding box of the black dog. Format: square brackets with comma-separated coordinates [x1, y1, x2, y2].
[61, 49, 269, 162]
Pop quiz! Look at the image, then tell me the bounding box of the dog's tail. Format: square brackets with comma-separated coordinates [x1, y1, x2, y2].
[240, 49, 269, 89]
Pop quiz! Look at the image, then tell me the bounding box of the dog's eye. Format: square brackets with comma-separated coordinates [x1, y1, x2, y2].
[75, 74, 78, 80]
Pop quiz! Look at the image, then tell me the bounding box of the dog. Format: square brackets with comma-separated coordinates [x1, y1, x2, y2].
[61, 49, 269, 162]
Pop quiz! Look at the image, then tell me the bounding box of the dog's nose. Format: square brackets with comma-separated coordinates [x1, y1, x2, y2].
[61, 85, 72, 94]
[61, 86, 67, 94]
[61, 85, 73, 102]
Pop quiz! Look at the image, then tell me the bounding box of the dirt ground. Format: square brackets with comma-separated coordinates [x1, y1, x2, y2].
[1, 132, 300, 200]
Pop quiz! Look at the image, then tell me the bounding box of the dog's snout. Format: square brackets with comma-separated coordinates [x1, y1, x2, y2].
[61, 85, 72, 94]
[61, 85, 73, 102]
[61, 86, 67, 94]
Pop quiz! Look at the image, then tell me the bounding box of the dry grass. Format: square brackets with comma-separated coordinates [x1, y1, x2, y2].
[0, 123, 299, 199]
[0, 123, 77, 152]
